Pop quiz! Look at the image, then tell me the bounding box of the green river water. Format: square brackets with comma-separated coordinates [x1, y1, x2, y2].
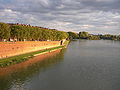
[0, 40, 120, 90]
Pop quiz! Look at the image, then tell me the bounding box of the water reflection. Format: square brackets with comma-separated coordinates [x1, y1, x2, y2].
[0, 49, 66, 90]
[0, 40, 120, 90]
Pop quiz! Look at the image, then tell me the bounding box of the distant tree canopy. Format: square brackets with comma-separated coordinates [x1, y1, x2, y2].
[99, 34, 120, 40]
[87, 35, 100, 40]
[79, 32, 89, 39]
[0, 22, 69, 41]
[79, 31, 120, 40]
[67, 32, 79, 40]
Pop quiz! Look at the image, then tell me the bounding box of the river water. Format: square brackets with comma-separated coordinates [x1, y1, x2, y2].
[0, 40, 120, 90]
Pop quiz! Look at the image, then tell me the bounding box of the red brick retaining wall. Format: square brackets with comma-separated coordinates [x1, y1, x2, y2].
[0, 41, 60, 59]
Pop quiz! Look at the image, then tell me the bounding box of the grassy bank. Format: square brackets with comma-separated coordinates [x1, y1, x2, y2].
[0, 41, 69, 67]
[0, 46, 64, 67]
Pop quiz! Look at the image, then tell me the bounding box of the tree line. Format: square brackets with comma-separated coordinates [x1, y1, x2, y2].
[0, 22, 68, 41]
[0, 22, 119, 41]
[67, 31, 120, 40]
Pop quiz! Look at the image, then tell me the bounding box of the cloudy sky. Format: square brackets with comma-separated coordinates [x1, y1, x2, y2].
[0, 0, 120, 34]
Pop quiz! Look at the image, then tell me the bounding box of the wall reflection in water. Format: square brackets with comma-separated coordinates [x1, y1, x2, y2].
[0, 49, 66, 90]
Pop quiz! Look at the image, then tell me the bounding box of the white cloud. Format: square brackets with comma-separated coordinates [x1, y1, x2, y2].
[0, 0, 120, 34]
[39, 0, 51, 7]
[113, 15, 120, 19]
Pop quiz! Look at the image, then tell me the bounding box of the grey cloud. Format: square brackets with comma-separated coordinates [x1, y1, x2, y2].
[0, 0, 120, 34]
[81, 0, 120, 12]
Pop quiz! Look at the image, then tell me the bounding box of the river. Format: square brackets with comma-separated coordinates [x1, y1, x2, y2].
[0, 40, 120, 90]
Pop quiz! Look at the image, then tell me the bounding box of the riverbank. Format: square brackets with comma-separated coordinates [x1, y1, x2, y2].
[0, 41, 61, 59]
[0, 40, 69, 67]
[0, 49, 63, 77]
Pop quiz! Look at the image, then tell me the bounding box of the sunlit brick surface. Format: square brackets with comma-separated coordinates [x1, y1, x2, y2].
[0, 41, 60, 59]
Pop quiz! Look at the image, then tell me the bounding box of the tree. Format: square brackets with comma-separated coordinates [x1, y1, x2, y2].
[0, 22, 69, 41]
[79, 32, 89, 39]
[0, 22, 11, 41]
[68, 32, 79, 40]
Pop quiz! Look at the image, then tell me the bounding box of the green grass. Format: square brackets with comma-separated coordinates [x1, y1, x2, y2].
[64, 40, 70, 46]
[0, 40, 69, 67]
[0, 45, 64, 67]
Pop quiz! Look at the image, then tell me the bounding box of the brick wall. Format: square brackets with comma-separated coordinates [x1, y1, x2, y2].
[0, 41, 60, 59]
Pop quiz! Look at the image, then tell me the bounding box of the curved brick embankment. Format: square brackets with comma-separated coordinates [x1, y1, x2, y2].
[0, 49, 61, 77]
[0, 41, 61, 59]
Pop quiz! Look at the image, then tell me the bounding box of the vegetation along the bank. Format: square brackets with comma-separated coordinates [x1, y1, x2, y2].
[0, 22, 68, 41]
[68, 31, 120, 40]
[0, 22, 119, 41]
[0, 40, 69, 67]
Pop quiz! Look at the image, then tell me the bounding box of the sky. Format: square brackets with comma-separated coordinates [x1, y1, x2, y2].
[0, 0, 120, 34]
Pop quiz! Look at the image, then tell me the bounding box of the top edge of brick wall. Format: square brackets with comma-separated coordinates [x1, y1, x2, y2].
[0, 41, 60, 44]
